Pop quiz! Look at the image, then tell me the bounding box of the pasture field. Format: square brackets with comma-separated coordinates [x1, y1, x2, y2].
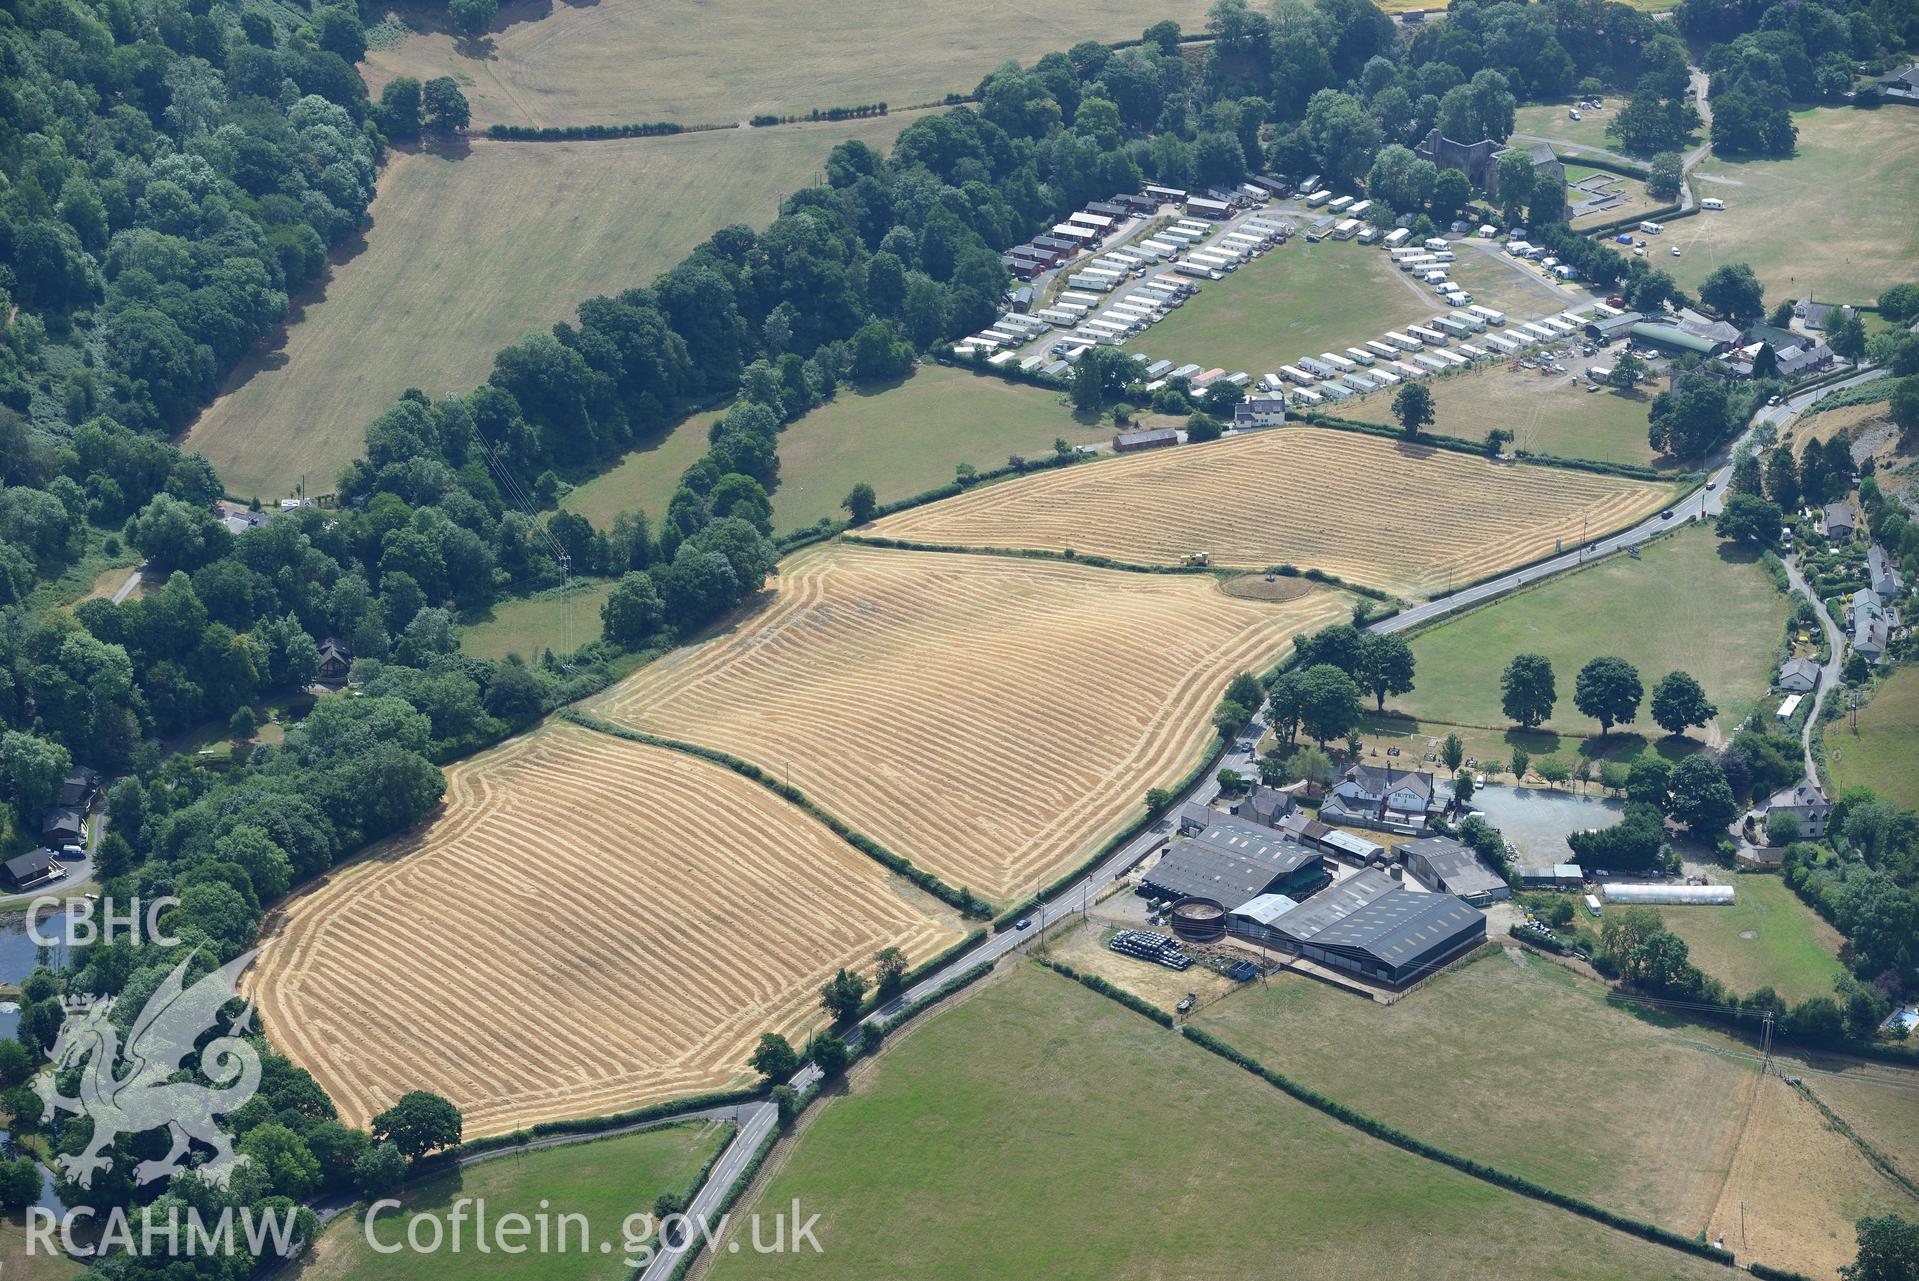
[559, 408, 727, 532]
[866, 427, 1678, 599]
[1655, 876, 1847, 1004]
[588, 542, 1349, 902]
[1510, 99, 1670, 154]
[707, 964, 1734, 1281]
[1194, 951, 1760, 1233]
[1800, 1068, 1919, 1184]
[361, 0, 1215, 130]
[1669, 108, 1919, 304]
[1344, 358, 1663, 469]
[1704, 1072, 1918, 1279]
[287, 1121, 732, 1281]
[182, 116, 913, 502]
[562, 367, 1114, 536]
[247, 722, 964, 1135]
[1396, 526, 1788, 747]
[458, 580, 616, 661]
[0, 1215, 78, 1281]
[1446, 246, 1579, 319]
[1134, 239, 1433, 374]
[1830, 665, 1919, 810]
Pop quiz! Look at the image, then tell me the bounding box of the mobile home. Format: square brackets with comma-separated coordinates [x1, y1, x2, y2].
[1304, 189, 1334, 207]
[1383, 228, 1412, 249]
[1327, 195, 1355, 213]
[1411, 353, 1449, 373]
[1431, 317, 1472, 339]
[1297, 356, 1340, 378]
[1481, 333, 1519, 355]
[1317, 381, 1353, 401]
[1332, 218, 1362, 240]
[1389, 360, 1428, 379]
[1407, 324, 1448, 346]
[1280, 365, 1316, 385]
[1174, 262, 1221, 281]
[1383, 331, 1423, 351]
[1291, 387, 1324, 406]
[1348, 200, 1373, 219]
[1447, 310, 1488, 332]
[1345, 346, 1378, 366]
[1365, 340, 1400, 360]
[1317, 351, 1356, 372]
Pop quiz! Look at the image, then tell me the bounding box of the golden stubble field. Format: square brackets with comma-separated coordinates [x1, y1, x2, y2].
[181, 117, 911, 502]
[247, 722, 964, 1136]
[590, 542, 1350, 902]
[868, 429, 1677, 598]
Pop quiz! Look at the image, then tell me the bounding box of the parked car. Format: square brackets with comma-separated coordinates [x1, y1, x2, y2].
[1670, 246, 1682, 256]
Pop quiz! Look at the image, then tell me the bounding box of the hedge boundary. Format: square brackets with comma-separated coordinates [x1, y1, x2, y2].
[1175, 1024, 1741, 1268]
[1035, 957, 1175, 1026]
[484, 120, 735, 141]
[1786, 1079, 1919, 1201]
[1302, 412, 1668, 482]
[558, 709, 991, 917]
[449, 1088, 763, 1158]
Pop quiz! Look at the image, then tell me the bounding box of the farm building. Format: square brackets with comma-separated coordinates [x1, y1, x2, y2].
[1274, 811, 1384, 865]
[1777, 656, 1820, 693]
[1235, 397, 1287, 428]
[1114, 428, 1179, 453]
[1176, 801, 1223, 837]
[1629, 322, 1729, 358]
[1140, 819, 1329, 907]
[1517, 864, 1584, 890]
[1400, 836, 1510, 905]
[1228, 868, 1487, 986]
[1319, 763, 1449, 834]
[1185, 196, 1232, 219]
[1749, 782, 1831, 841]
[4, 848, 60, 891]
[1823, 502, 1859, 541]
[1584, 311, 1642, 343]
[1850, 588, 1895, 663]
[1869, 545, 1904, 598]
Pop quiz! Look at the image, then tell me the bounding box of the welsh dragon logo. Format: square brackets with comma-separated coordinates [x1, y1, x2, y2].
[36, 949, 263, 1189]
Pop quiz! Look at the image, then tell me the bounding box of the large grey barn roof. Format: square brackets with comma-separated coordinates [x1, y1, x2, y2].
[1189, 818, 1317, 875]
[1303, 891, 1483, 966]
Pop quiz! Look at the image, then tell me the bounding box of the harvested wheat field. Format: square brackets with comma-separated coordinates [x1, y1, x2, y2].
[1707, 1073, 1919, 1278]
[247, 721, 963, 1136]
[867, 429, 1677, 598]
[589, 542, 1348, 902]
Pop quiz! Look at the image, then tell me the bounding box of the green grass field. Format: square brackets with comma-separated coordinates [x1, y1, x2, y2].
[1138, 239, 1433, 376]
[1652, 876, 1847, 1004]
[288, 1121, 731, 1281]
[1510, 99, 1682, 155]
[1829, 664, 1919, 810]
[361, 0, 1216, 130]
[0, 1213, 79, 1281]
[1670, 108, 1919, 305]
[565, 366, 1115, 536]
[708, 964, 1733, 1281]
[181, 116, 914, 503]
[1346, 359, 1664, 468]
[1395, 526, 1788, 753]
[459, 580, 617, 661]
[1195, 949, 1758, 1232]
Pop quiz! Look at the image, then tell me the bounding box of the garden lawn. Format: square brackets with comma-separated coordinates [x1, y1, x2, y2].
[286, 1121, 732, 1281]
[708, 963, 1734, 1281]
[1830, 665, 1919, 811]
[459, 580, 618, 662]
[1655, 875, 1847, 1004]
[1138, 239, 1433, 377]
[1395, 525, 1788, 749]
[1668, 108, 1919, 304]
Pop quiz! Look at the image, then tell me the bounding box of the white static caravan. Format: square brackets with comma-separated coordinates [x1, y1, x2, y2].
[1157, 226, 1202, 244]
[1316, 381, 1353, 401]
[1502, 328, 1536, 348]
[979, 330, 1019, 344]
[1058, 291, 1101, 307]
[1383, 228, 1412, 249]
[1019, 354, 1047, 372]
[1389, 247, 1424, 262]
[1519, 322, 1554, 341]
[1176, 218, 1213, 234]
[1187, 253, 1237, 273]
[1296, 356, 1340, 379]
[1456, 343, 1489, 362]
[1481, 333, 1519, 355]
[1259, 373, 1285, 392]
[1339, 373, 1378, 394]
[1357, 227, 1382, 245]
[1144, 359, 1175, 379]
[1167, 364, 1202, 381]
[1279, 365, 1316, 385]
[988, 350, 1018, 366]
[1327, 195, 1355, 213]
[1348, 200, 1373, 219]
[1411, 353, 1449, 373]
[1035, 308, 1079, 326]
[1447, 310, 1488, 332]
[1590, 301, 1622, 319]
[1149, 274, 1194, 295]
[1429, 349, 1468, 368]
[1399, 254, 1436, 273]
[1291, 387, 1325, 406]
[1222, 371, 1251, 387]
[1332, 219, 1362, 240]
[1538, 318, 1575, 338]
[1383, 331, 1423, 351]
[1389, 360, 1429, 380]
[1223, 233, 1266, 254]
[1174, 262, 1221, 281]
[1430, 317, 1471, 339]
[1365, 367, 1400, 386]
[1429, 251, 1455, 264]
[1071, 329, 1120, 345]
[1140, 238, 1182, 257]
[1365, 340, 1400, 361]
[1423, 237, 1451, 252]
[1317, 351, 1356, 373]
[1304, 189, 1334, 207]
[1407, 324, 1448, 346]
[1067, 276, 1112, 294]
[1344, 346, 1378, 366]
